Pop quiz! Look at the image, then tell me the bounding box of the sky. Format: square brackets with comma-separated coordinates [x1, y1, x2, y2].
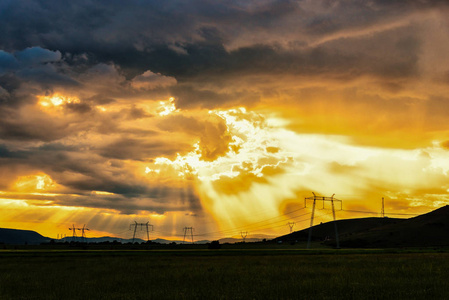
[1, 0, 449, 241]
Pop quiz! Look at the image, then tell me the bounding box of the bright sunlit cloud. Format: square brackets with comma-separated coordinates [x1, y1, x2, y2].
[38, 94, 80, 108]
[158, 97, 177, 116]
[145, 107, 449, 235]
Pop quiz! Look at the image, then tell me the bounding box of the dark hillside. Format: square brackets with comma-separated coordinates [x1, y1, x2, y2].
[338, 205, 449, 248]
[0, 228, 50, 245]
[275, 205, 449, 248]
[275, 217, 404, 244]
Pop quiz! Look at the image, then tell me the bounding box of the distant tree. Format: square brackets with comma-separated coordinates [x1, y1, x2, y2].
[208, 240, 221, 249]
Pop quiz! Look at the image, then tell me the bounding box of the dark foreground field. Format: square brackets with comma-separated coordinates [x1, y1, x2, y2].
[1, 249, 448, 299]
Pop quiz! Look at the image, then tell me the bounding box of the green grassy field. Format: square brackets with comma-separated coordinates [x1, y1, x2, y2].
[1, 249, 448, 299]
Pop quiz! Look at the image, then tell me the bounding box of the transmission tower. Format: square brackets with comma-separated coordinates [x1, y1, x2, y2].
[241, 231, 248, 242]
[80, 224, 89, 243]
[183, 227, 194, 244]
[130, 221, 154, 243]
[381, 197, 385, 218]
[69, 224, 77, 241]
[287, 222, 295, 233]
[68, 224, 89, 243]
[305, 193, 342, 249]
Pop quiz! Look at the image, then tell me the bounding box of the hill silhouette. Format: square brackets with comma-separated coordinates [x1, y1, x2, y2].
[275, 205, 449, 248]
[337, 205, 449, 248]
[275, 217, 403, 244]
[0, 228, 50, 245]
[2, 206, 449, 248]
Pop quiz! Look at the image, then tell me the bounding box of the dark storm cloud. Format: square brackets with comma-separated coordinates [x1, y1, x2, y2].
[0, 144, 27, 158]
[15, 47, 61, 64]
[171, 84, 253, 109]
[0, 50, 18, 73]
[1, 0, 443, 81]
[0, 47, 76, 88]
[0, 0, 443, 119]
[0, 108, 73, 142]
[98, 138, 185, 161]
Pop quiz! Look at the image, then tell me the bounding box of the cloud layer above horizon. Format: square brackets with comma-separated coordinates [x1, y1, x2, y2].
[1, 0, 449, 238]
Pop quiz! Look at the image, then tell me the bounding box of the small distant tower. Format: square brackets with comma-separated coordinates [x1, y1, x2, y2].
[287, 222, 295, 233]
[80, 224, 89, 243]
[68, 224, 89, 242]
[183, 227, 194, 244]
[241, 231, 248, 243]
[69, 224, 78, 242]
[381, 197, 385, 218]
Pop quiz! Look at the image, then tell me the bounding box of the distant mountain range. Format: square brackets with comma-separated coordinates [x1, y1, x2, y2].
[0, 227, 273, 245]
[2, 205, 449, 247]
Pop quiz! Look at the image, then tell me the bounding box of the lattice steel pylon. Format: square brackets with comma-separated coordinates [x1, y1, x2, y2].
[183, 227, 194, 244]
[381, 197, 385, 218]
[287, 222, 295, 233]
[68, 224, 89, 243]
[305, 193, 342, 249]
[241, 231, 248, 242]
[130, 221, 153, 243]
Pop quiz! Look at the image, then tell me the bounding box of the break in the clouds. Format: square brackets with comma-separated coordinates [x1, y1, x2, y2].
[1, 0, 449, 239]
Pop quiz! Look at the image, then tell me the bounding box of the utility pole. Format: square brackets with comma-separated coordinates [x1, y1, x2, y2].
[130, 221, 153, 243]
[287, 222, 295, 233]
[305, 193, 342, 249]
[241, 231, 248, 242]
[183, 227, 194, 244]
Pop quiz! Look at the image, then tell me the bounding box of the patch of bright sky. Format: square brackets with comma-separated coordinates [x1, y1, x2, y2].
[146, 106, 449, 230]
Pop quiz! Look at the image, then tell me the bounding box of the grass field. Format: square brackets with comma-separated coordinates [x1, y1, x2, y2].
[1, 249, 448, 299]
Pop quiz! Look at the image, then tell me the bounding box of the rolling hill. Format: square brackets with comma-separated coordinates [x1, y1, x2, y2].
[0, 228, 51, 245]
[275, 205, 449, 248]
[337, 205, 449, 248]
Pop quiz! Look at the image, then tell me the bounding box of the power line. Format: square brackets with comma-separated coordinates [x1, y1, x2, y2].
[195, 207, 307, 238]
[242, 210, 334, 235]
[155, 207, 315, 240]
[111, 201, 423, 242]
[342, 209, 419, 216]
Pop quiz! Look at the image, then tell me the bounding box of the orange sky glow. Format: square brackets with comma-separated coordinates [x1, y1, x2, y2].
[1, 1, 449, 241]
